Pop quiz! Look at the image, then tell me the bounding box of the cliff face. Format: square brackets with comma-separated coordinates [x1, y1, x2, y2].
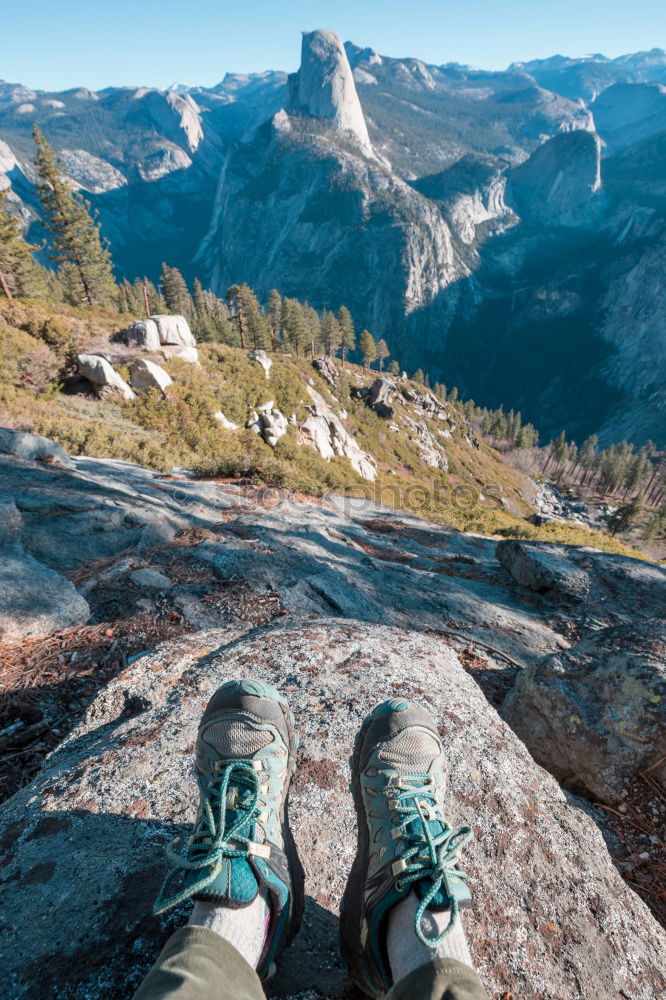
[198, 109, 468, 340]
[289, 29, 373, 154]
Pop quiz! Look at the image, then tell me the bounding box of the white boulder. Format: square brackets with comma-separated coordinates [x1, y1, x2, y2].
[249, 349, 273, 379]
[124, 319, 161, 351]
[128, 359, 173, 395]
[300, 386, 377, 481]
[152, 314, 196, 348]
[161, 346, 200, 365]
[77, 355, 135, 401]
[213, 411, 239, 431]
[247, 402, 288, 447]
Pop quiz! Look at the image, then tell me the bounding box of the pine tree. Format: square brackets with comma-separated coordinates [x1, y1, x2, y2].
[268, 289, 282, 348]
[552, 430, 569, 468]
[360, 330, 377, 370]
[209, 294, 237, 345]
[608, 495, 643, 536]
[33, 125, 115, 307]
[448, 386, 459, 404]
[192, 278, 207, 318]
[139, 278, 166, 315]
[303, 304, 322, 357]
[160, 263, 193, 317]
[389, 360, 400, 376]
[321, 309, 341, 357]
[413, 368, 425, 384]
[281, 297, 309, 355]
[226, 284, 267, 349]
[376, 338, 389, 372]
[337, 306, 355, 365]
[0, 190, 47, 299]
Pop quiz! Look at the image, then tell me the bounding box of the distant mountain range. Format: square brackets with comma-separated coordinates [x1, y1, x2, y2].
[1, 36, 665, 446]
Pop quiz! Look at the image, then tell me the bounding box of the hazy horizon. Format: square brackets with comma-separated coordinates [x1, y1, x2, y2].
[4, 0, 664, 92]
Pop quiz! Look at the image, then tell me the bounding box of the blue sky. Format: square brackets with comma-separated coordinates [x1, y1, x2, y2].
[5, 0, 665, 91]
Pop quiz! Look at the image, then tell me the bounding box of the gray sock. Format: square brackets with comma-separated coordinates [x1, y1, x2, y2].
[189, 891, 270, 969]
[387, 890, 474, 982]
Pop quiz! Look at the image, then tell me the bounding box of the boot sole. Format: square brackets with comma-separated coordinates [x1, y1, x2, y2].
[339, 709, 382, 998]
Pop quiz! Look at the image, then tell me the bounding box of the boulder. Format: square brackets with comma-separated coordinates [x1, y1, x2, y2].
[0, 546, 90, 639]
[300, 386, 377, 481]
[160, 345, 199, 365]
[213, 411, 239, 431]
[504, 620, 666, 804]
[151, 315, 196, 348]
[249, 349, 273, 379]
[247, 402, 288, 447]
[123, 319, 161, 351]
[77, 355, 136, 401]
[128, 568, 173, 590]
[0, 428, 74, 468]
[0, 619, 664, 999]
[496, 538, 591, 598]
[366, 376, 397, 418]
[352, 377, 400, 419]
[129, 359, 173, 395]
[313, 356, 338, 387]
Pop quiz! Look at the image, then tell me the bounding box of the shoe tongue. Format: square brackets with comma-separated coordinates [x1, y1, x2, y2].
[379, 730, 439, 769]
[202, 719, 272, 758]
[210, 856, 260, 905]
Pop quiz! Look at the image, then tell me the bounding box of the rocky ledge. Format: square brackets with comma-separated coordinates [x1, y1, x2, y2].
[0, 440, 665, 999]
[1, 619, 665, 1000]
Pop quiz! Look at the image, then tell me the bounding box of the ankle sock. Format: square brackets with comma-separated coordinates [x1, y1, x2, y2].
[387, 890, 474, 982]
[189, 891, 270, 969]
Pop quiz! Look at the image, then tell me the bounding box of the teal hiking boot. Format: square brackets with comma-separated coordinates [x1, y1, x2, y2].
[340, 699, 473, 997]
[154, 679, 304, 980]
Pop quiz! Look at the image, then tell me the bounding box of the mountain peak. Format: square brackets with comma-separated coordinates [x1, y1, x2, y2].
[288, 28, 372, 153]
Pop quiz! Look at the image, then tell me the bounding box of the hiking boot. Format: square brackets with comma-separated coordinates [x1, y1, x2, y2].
[154, 679, 304, 980]
[340, 699, 473, 997]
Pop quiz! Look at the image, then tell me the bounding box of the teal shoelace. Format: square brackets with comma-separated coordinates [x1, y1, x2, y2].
[154, 760, 263, 914]
[390, 774, 473, 946]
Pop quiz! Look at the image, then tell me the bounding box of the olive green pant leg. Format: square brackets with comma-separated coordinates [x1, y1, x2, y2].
[133, 926, 266, 1000]
[385, 957, 489, 1000]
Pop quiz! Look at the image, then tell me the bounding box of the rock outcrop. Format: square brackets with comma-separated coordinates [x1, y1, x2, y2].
[151, 314, 196, 348]
[1, 618, 664, 1000]
[0, 428, 73, 468]
[2, 444, 664, 661]
[77, 355, 136, 400]
[249, 348, 273, 379]
[300, 386, 377, 480]
[129, 359, 173, 395]
[313, 356, 338, 387]
[0, 547, 90, 639]
[247, 401, 289, 447]
[289, 29, 373, 154]
[403, 415, 449, 471]
[124, 319, 162, 351]
[496, 538, 591, 597]
[353, 376, 397, 418]
[504, 620, 666, 804]
[124, 315, 197, 356]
